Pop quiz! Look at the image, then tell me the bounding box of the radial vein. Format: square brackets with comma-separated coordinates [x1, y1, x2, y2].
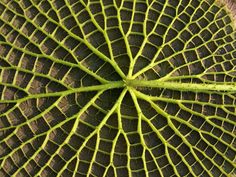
[126, 79, 236, 92]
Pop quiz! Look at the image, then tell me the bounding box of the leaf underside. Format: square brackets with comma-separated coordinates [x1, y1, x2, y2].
[0, 0, 236, 177]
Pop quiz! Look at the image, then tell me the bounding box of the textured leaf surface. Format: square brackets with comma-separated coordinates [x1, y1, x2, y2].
[0, 0, 236, 176]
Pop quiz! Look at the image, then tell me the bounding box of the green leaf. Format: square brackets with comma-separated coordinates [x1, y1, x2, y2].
[0, 0, 236, 176]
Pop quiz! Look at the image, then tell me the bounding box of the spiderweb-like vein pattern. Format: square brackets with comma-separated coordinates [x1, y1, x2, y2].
[0, 0, 235, 176]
